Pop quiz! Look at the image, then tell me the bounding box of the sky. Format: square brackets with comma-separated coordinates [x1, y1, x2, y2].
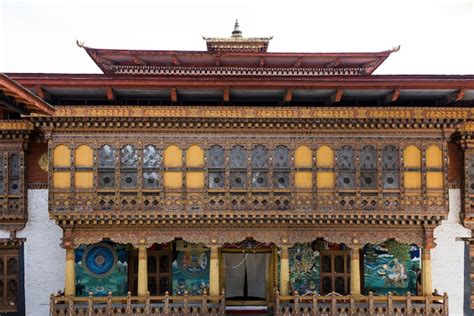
[0, 0, 473, 75]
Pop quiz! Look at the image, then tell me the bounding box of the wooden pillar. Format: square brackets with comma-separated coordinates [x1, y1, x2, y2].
[422, 231, 434, 295]
[280, 245, 290, 295]
[422, 247, 433, 295]
[137, 245, 148, 297]
[209, 244, 220, 296]
[350, 244, 361, 295]
[65, 247, 76, 296]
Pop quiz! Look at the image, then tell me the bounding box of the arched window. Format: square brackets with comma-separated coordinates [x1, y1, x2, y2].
[337, 145, 355, 190]
[186, 145, 205, 190]
[53, 145, 71, 189]
[120, 145, 138, 189]
[316, 146, 334, 190]
[98, 145, 115, 189]
[382, 145, 400, 189]
[163, 145, 182, 189]
[403, 145, 421, 190]
[295, 146, 312, 190]
[75, 145, 94, 189]
[230, 145, 246, 188]
[252, 145, 268, 188]
[208, 145, 225, 189]
[273, 145, 290, 189]
[360, 145, 377, 189]
[143, 145, 161, 189]
[426, 145, 443, 190]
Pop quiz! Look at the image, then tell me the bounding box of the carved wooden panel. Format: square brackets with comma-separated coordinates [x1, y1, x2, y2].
[48, 134, 447, 220]
[0, 146, 26, 225]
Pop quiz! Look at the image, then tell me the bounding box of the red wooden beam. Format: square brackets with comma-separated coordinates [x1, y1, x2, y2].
[132, 55, 149, 66]
[259, 57, 265, 67]
[293, 58, 303, 68]
[170, 88, 178, 102]
[34, 85, 49, 100]
[223, 87, 230, 102]
[329, 88, 343, 104]
[284, 89, 293, 102]
[439, 89, 465, 105]
[172, 54, 181, 66]
[325, 58, 340, 68]
[215, 54, 221, 67]
[384, 89, 400, 104]
[106, 87, 115, 101]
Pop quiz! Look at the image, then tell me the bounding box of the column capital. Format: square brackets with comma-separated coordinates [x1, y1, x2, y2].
[61, 228, 74, 250]
[423, 226, 436, 250]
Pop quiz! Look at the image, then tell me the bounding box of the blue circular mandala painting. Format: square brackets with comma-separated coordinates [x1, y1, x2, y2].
[83, 243, 117, 277]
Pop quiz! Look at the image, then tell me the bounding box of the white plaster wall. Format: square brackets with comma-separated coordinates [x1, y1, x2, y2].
[16, 189, 65, 316]
[432, 189, 471, 316]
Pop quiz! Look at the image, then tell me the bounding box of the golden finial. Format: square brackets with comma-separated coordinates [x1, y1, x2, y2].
[231, 19, 242, 38]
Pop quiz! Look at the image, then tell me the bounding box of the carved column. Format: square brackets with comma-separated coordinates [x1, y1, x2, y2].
[421, 230, 434, 295]
[137, 244, 148, 297]
[65, 246, 76, 296]
[280, 242, 290, 295]
[350, 239, 361, 295]
[209, 243, 220, 296]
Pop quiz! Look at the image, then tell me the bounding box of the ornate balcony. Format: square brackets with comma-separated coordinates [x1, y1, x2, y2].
[50, 291, 448, 316]
[274, 291, 448, 316]
[50, 291, 225, 316]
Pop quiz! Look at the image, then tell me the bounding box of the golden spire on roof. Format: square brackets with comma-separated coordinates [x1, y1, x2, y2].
[203, 20, 272, 53]
[231, 19, 242, 38]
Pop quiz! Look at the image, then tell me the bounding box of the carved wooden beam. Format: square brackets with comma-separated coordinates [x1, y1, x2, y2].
[106, 87, 115, 101]
[170, 88, 178, 103]
[284, 89, 293, 103]
[223, 87, 230, 103]
[385, 89, 400, 104]
[439, 89, 465, 105]
[329, 88, 343, 104]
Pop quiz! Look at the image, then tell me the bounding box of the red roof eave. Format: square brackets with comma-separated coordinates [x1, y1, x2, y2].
[0, 74, 55, 116]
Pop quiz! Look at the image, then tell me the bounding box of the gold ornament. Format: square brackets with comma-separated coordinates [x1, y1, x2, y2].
[39, 153, 48, 172]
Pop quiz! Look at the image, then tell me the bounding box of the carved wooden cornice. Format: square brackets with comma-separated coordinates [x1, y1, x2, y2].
[28, 106, 473, 133]
[32, 106, 474, 120]
[111, 65, 366, 76]
[0, 120, 33, 140]
[51, 210, 444, 228]
[69, 225, 426, 248]
[0, 238, 24, 249]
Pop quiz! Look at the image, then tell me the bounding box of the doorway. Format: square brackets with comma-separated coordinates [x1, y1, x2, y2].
[223, 252, 271, 302]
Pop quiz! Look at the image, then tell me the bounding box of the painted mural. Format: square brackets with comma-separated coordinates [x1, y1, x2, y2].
[289, 243, 320, 294]
[363, 241, 421, 295]
[75, 242, 128, 296]
[289, 241, 349, 294]
[172, 242, 210, 295]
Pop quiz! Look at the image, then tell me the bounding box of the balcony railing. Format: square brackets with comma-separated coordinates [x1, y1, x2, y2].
[50, 291, 225, 316]
[50, 290, 448, 316]
[274, 290, 448, 316]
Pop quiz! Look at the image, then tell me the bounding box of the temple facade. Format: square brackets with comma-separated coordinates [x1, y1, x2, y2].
[0, 22, 474, 315]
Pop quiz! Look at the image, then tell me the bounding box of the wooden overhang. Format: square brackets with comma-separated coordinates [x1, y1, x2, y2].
[7, 73, 474, 106]
[80, 45, 396, 75]
[0, 74, 55, 116]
